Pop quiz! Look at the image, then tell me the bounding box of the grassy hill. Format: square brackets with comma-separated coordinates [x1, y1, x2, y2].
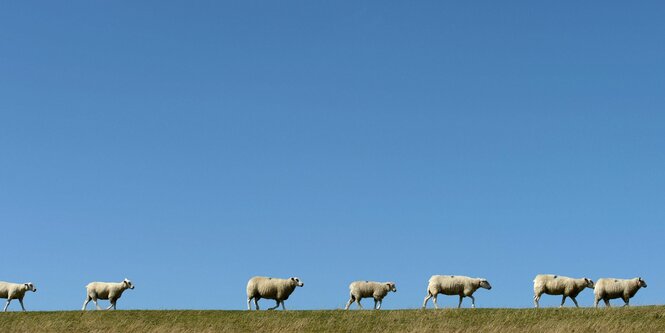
[1, 307, 663, 332]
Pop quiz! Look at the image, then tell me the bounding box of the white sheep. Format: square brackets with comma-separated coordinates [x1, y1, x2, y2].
[82, 278, 135, 310]
[0, 281, 37, 312]
[533, 274, 594, 308]
[246, 276, 304, 310]
[594, 277, 647, 307]
[344, 281, 397, 310]
[422, 275, 492, 309]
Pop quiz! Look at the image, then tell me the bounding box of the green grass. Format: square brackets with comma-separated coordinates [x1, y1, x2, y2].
[0, 307, 664, 332]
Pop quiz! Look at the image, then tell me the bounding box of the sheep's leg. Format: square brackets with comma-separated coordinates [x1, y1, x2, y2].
[3, 299, 10, 312]
[93, 298, 101, 310]
[374, 299, 382, 310]
[534, 293, 542, 308]
[82, 296, 91, 311]
[432, 295, 439, 309]
[571, 297, 579, 308]
[106, 297, 118, 310]
[623, 297, 630, 307]
[469, 295, 476, 309]
[345, 296, 355, 310]
[254, 298, 260, 310]
[422, 293, 432, 309]
[247, 297, 252, 310]
[593, 296, 599, 308]
[19, 298, 26, 311]
[268, 300, 280, 310]
[458, 296, 463, 309]
[281, 301, 286, 311]
[356, 298, 363, 309]
[560, 295, 567, 308]
[373, 299, 378, 310]
[603, 298, 611, 307]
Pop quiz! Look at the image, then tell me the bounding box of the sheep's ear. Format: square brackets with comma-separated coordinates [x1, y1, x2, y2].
[24, 283, 30, 288]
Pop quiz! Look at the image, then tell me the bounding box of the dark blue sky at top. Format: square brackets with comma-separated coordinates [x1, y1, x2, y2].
[1, 1, 664, 310]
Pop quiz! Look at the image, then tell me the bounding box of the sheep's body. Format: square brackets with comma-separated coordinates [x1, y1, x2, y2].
[82, 279, 135, 310]
[344, 281, 397, 310]
[594, 277, 647, 307]
[246, 276, 304, 310]
[0, 282, 36, 312]
[533, 274, 594, 308]
[422, 275, 492, 309]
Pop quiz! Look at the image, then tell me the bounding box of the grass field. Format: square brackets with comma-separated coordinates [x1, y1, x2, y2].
[0, 307, 663, 332]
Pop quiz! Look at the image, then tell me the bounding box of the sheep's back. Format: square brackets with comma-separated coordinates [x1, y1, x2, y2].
[0, 282, 12, 298]
[350, 281, 383, 298]
[87, 282, 119, 299]
[595, 279, 629, 297]
[534, 275, 573, 294]
[428, 276, 469, 295]
[247, 277, 288, 299]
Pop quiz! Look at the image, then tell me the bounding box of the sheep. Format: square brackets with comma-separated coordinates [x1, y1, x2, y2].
[344, 281, 397, 310]
[594, 277, 647, 308]
[82, 278, 135, 310]
[533, 274, 594, 308]
[422, 275, 492, 309]
[0, 281, 37, 312]
[246, 276, 304, 310]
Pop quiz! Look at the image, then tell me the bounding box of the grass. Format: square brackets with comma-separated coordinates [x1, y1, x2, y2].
[0, 307, 664, 332]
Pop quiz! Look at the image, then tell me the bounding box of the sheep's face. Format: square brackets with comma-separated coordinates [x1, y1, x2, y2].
[479, 279, 492, 290]
[123, 279, 135, 290]
[24, 283, 36, 292]
[386, 282, 397, 292]
[638, 277, 647, 288]
[291, 277, 304, 287]
[584, 278, 594, 289]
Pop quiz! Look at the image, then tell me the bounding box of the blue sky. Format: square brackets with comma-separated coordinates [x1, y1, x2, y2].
[1, 1, 664, 310]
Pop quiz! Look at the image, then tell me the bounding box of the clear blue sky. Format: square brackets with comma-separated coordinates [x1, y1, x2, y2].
[1, 1, 664, 310]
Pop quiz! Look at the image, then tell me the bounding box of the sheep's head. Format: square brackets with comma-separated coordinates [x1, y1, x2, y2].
[290, 277, 304, 287]
[24, 282, 36, 292]
[637, 277, 647, 288]
[584, 278, 594, 289]
[385, 282, 397, 292]
[123, 278, 135, 290]
[479, 279, 492, 290]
